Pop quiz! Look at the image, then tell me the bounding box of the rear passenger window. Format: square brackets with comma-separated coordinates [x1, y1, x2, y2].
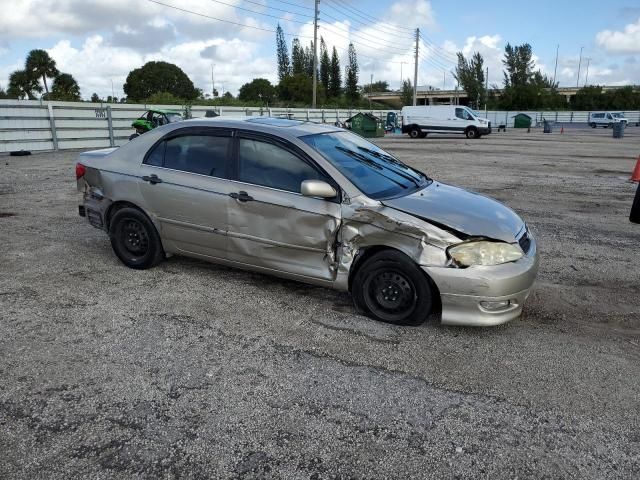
[146, 134, 231, 177]
[146, 141, 165, 167]
[238, 138, 324, 193]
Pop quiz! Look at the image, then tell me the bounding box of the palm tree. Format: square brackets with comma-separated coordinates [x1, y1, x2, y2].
[51, 73, 81, 101]
[25, 49, 59, 95]
[7, 70, 42, 99]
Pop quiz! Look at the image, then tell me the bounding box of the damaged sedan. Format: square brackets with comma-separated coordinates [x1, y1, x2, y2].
[76, 117, 538, 327]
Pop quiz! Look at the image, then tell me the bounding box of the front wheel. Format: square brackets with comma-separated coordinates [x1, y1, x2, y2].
[465, 127, 479, 139]
[109, 207, 164, 269]
[409, 127, 421, 139]
[352, 250, 434, 326]
[590, 123, 596, 128]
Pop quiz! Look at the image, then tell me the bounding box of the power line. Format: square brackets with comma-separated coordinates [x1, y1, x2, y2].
[322, 0, 415, 39]
[324, 0, 414, 32]
[269, 0, 314, 11]
[206, 0, 310, 25]
[147, 0, 313, 37]
[419, 32, 458, 62]
[418, 38, 457, 66]
[238, 0, 313, 16]
[320, 23, 414, 56]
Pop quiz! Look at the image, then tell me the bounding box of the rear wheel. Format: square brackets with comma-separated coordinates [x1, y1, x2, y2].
[465, 127, 479, 139]
[409, 127, 421, 139]
[352, 250, 434, 326]
[109, 207, 164, 269]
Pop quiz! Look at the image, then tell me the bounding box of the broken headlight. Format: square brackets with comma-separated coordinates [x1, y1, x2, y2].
[448, 241, 523, 267]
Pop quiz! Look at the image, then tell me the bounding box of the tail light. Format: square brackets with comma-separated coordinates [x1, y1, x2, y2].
[75, 163, 86, 179]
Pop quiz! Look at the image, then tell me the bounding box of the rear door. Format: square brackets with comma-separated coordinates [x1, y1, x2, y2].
[225, 133, 341, 282]
[138, 127, 235, 259]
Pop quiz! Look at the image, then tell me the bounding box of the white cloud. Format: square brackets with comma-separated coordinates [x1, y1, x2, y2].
[596, 17, 640, 54]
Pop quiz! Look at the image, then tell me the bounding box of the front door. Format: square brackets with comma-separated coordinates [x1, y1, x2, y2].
[225, 134, 341, 282]
[138, 127, 235, 259]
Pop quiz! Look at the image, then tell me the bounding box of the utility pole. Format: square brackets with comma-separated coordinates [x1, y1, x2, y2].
[584, 58, 591, 86]
[553, 44, 559, 86]
[312, 0, 320, 108]
[400, 62, 405, 88]
[369, 73, 373, 109]
[442, 71, 445, 90]
[484, 66, 489, 117]
[111, 79, 115, 101]
[576, 46, 584, 88]
[413, 28, 419, 106]
[211, 64, 215, 97]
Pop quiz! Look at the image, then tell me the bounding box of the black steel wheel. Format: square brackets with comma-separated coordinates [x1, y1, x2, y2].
[109, 207, 164, 269]
[465, 127, 479, 139]
[409, 127, 421, 139]
[352, 250, 434, 326]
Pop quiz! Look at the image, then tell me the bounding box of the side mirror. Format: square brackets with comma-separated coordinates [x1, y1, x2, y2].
[301, 180, 337, 199]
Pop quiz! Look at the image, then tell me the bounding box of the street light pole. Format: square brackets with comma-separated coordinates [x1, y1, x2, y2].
[576, 46, 584, 88]
[413, 28, 419, 106]
[312, 0, 320, 108]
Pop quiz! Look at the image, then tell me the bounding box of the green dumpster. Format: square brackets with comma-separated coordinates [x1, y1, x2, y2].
[346, 112, 385, 138]
[513, 113, 533, 129]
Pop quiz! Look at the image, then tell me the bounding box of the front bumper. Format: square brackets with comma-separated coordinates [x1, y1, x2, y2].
[423, 239, 538, 326]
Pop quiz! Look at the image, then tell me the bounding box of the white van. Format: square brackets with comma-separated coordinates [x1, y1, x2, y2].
[588, 112, 628, 128]
[401, 105, 492, 139]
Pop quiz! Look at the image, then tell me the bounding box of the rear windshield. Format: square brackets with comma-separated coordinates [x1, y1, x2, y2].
[301, 131, 430, 200]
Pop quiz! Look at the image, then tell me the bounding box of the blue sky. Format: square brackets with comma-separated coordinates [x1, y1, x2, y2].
[1, 0, 639, 99]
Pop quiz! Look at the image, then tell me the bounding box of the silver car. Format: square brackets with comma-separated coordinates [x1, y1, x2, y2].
[76, 118, 538, 327]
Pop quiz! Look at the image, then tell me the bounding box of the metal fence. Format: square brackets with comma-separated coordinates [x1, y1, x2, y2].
[0, 99, 391, 153]
[2, 99, 639, 153]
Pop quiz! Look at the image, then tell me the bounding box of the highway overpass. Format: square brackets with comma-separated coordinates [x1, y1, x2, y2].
[367, 86, 626, 108]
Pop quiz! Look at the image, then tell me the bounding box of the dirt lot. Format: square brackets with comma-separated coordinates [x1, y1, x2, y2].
[1, 128, 639, 479]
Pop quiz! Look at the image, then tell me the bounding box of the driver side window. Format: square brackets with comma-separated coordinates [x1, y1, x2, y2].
[238, 138, 325, 193]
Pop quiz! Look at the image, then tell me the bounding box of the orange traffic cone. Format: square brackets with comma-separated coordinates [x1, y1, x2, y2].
[631, 156, 640, 183]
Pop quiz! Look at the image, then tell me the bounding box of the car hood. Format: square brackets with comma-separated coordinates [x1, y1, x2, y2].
[383, 182, 524, 242]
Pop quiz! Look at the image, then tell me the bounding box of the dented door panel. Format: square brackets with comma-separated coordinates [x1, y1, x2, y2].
[226, 182, 341, 281]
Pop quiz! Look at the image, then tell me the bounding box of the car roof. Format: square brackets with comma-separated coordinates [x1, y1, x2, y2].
[177, 117, 343, 138]
[148, 109, 182, 114]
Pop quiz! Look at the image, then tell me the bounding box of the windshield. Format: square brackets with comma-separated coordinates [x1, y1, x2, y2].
[166, 113, 183, 123]
[612, 113, 624, 118]
[301, 131, 431, 200]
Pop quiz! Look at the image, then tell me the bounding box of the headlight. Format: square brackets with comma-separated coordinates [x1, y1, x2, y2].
[448, 241, 523, 266]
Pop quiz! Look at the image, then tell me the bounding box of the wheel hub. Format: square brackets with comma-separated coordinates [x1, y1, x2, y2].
[371, 272, 413, 311]
[122, 220, 149, 255]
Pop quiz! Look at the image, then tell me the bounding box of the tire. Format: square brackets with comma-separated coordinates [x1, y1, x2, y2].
[419, 132, 428, 138]
[409, 127, 421, 139]
[109, 207, 164, 269]
[352, 250, 434, 326]
[465, 127, 479, 139]
[129, 133, 139, 141]
[590, 123, 596, 128]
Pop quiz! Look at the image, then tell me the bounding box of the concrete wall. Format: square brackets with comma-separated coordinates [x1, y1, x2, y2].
[2, 99, 640, 152]
[0, 100, 391, 153]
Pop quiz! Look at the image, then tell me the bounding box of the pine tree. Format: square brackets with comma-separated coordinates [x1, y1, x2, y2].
[304, 42, 315, 78]
[319, 37, 330, 94]
[276, 24, 291, 82]
[329, 46, 341, 98]
[345, 43, 359, 101]
[291, 39, 305, 76]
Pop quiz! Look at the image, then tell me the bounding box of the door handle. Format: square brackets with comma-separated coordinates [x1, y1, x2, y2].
[229, 191, 254, 202]
[142, 174, 163, 185]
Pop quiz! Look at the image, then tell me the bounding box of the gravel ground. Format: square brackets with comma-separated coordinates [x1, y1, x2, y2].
[1, 127, 639, 479]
